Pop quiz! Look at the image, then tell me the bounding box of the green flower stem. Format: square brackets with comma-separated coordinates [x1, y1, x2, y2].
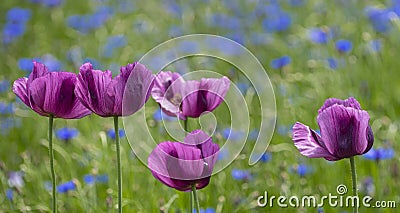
[184, 119, 188, 133]
[191, 185, 200, 213]
[114, 116, 122, 213]
[190, 190, 193, 213]
[350, 157, 358, 213]
[48, 115, 56, 213]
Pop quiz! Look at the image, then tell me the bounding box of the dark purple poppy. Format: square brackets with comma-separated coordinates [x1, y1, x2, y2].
[13, 62, 91, 119]
[151, 71, 230, 120]
[148, 130, 219, 191]
[75, 62, 154, 117]
[292, 97, 374, 161]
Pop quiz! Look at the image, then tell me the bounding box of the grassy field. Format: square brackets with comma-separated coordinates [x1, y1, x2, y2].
[1, 0, 400, 212]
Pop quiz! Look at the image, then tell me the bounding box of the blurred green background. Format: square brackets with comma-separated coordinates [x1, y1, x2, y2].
[1, 0, 400, 212]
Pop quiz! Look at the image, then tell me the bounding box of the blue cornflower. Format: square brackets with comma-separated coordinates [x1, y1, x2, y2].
[327, 58, 338, 70]
[222, 128, 245, 141]
[193, 208, 216, 213]
[41, 0, 64, 7]
[42, 54, 62, 72]
[153, 108, 176, 121]
[248, 129, 259, 140]
[102, 35, 127, 58]
[209, 14, 241, 30]
[262, 11, 291, 32]
[83, 58, 102, 70]
[3, 23, 26, 44]
[365, 7, 392, 33]
[0, 80, 9, 93]
[363, 147, 394, 161]
[55, 127, 79, 141]
[163, 0, 182, 17]
[250, 152, 271, 163]
[361, 177, 375, 196]
[6, 8, 31, 23]
[6, 189, 13, 201]
[335, 39, 353, 53]
[231, 169, 252, 181]
[8, 171, 24, 188]
[18, 58, 35, 72]
[57, 181, 76, 193]
[296, 164, 312, 177]
[107, 129, 125, 140]
[270, 56, 291, 69]
[308, 28, 331, 44]
[179, 40, 199, 53]
[0, 102, 14, 114]
[96, 174, 109, 183]
[83, 175, 95, 185]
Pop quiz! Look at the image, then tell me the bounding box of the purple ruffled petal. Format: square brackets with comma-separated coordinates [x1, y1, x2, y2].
[318, 97, 361, 114]
[75, 63, 113, 117]
[199, 76, 230, 113]
[292, 122, 338, 160]
[12, 77, 30, 107]
[317, 105, 370, 159]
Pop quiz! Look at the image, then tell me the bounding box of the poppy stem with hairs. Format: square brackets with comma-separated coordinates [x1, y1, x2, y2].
[114, 116, 122, 213]
[191, 185, 200, 212]
[48, 114, 57, 213]
[350, 157, 358, 213]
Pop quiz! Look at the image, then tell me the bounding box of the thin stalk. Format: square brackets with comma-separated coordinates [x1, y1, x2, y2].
[350, 157, 358, 213]
[114, 116, 122, 213]
[48, 115, 56, 213]
[191, 185, 200, 213]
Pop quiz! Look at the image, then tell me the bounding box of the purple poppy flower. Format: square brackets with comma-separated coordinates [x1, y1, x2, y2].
[151, 71, 230, 120]
[292, 97, 374, 161]
[75, 62, 154, 117]
[12, 62, 91, 119]
[148, 130, 219, 191]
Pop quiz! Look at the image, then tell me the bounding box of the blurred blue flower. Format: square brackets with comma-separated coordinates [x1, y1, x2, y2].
[67, 6, 113, 34]
[365, 7, 392, 33]
[41, 0, 64, 7]
[368, 39, 382, 53]
[248, 129, 259, 140]
[3, 23, 26, 44]
[335, 39, 353, 53]
[83, 175, 95, 185]
[42, 54, 63, 71]
[209, 14, 241, 30]
[6, 8, 31, 23]
[96, 174, 109, 183]
[308, 28, 331, 44]
[296, 164, 312, 177]
[153, 108, 177, 121]
[231, 169, 252, 181]
[8, 171, 24, 188]
[6, 189, 13, 201]
[83, 58, 103, 70]
[0, 102, 14, 114]
[363, 147, 394, 161]
[193, 208, 216, 213]
[222, 128, 245, 141]
[107, 129, 125, 140]
[0, 80, 10, 93]
[251, 152, 271, 163]
[270, 56, 291, 69]
[327, 58, 338, 70]
[277, 125, 292, 136]
[262, 11, 291, 32]
[163, 0, 182, 17]
[179, 40, 199, 53]
[168, 25, 183, 37]
[102, 35, 127, 58]
[18, 58, 35, 72]
[57, 181, 76, 193]
[55, 127, 79, 141]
